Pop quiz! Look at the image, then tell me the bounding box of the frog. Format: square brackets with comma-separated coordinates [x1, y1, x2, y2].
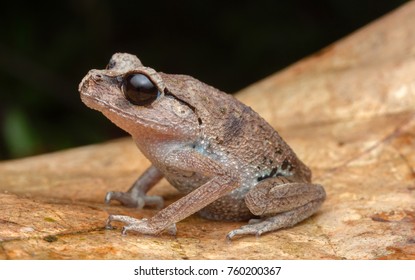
[78, 53, 326, 239]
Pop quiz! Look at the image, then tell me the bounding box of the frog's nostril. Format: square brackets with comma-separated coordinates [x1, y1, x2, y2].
[93, 74, 104, 83]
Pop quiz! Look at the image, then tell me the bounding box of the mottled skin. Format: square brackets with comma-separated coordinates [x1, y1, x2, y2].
[78, 53, 326, 239]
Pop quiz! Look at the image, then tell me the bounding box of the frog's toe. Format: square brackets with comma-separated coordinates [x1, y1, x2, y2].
[105, 191, 143, 208]
[106, 214, 147, 234]
[226, 219, 280, 240]
[105, 191, 163, 209]
[106, 215, 172, 236]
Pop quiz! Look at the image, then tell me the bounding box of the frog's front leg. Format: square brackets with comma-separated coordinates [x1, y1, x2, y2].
[105, 165, 164, 209]
[106, 148, 239, 236]
[227, 177, 326, 240]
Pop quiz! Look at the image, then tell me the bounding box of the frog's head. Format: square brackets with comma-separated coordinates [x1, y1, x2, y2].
[79, 53, 199, 144]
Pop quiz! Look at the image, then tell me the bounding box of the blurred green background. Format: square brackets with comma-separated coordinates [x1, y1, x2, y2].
[0, 0, 408, 160]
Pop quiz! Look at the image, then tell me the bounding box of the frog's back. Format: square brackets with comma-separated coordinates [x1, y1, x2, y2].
[161, 73, 311, 184]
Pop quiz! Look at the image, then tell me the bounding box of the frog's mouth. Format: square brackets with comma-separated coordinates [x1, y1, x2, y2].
[78, 70, 122, 114]
[79, 77, 178, 138]
[79, 70, 142, 126]
[81, 90, 168, 130]
[79, 69, 199, 142]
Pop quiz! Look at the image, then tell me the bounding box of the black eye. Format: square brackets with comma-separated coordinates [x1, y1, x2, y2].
[122, 73, 160, 106]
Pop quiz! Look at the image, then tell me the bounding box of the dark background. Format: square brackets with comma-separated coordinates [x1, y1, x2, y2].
[0, 0, 408, 160]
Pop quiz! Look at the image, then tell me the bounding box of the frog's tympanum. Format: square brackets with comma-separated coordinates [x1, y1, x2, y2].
[79, 53, 326, 239]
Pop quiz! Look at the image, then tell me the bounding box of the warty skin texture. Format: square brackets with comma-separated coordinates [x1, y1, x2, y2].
[79, 53, 325, 239]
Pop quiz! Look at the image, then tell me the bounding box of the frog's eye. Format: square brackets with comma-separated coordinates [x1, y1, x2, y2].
[122, 73, 160, 106]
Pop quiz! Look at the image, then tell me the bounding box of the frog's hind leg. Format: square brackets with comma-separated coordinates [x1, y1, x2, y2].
[226, 177, 325, 240]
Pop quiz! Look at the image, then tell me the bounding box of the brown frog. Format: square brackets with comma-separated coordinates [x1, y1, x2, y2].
[78, 53, 326, 239]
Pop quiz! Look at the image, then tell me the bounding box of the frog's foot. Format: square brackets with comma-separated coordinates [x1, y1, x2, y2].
[105, 215, 176, 236]
[228, 179, 326, 240]
[105, 191, 164, 209]
[226, 200, 321, 240]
